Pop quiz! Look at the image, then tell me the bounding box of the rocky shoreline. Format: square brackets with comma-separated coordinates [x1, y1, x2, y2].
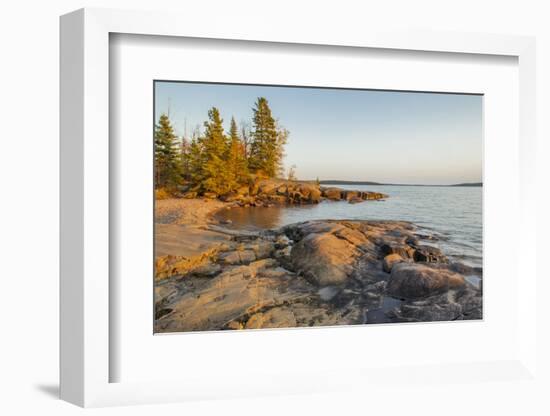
[154, 197, 483, 333]
[178, 177, 387, 207]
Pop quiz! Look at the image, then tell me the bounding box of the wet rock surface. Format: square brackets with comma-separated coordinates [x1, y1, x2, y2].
[155, 217, 482, 332]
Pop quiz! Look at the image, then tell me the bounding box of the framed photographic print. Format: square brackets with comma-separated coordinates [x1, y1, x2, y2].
[152, 81, 483, 334]
[60, 8, 538, 408]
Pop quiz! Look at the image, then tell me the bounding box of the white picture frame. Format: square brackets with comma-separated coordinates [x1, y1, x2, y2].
[60, 7, 538, 408]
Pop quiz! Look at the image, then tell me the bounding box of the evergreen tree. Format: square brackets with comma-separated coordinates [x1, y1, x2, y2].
[240, 120, 251, 159]
[248, 97, 286, 178]
[180, 136, 190, 181]
[201, 107, 232, 194]
[227, 117, 249, 190]
[229, 116, 240, 145]
[275, 124, 289, 177]
[154, 113, 181, 190]
[186, 137, 204, 188]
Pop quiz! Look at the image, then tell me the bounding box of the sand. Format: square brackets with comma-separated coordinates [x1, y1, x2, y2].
[155, 198, 232, 258]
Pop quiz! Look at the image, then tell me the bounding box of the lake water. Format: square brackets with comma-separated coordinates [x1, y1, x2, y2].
[216, 184, 483, 268]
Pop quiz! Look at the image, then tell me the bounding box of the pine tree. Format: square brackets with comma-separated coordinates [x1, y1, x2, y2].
[248, 97, 286, 178]
[186, 137, 203, 188]
[240, 120, 251, 159]
[154, 113, 181, 190]
[201, 107, 232, 194]
[180, 136, 190, 181]
[227, 117, 249, 190]
[275, 124, 289, 176]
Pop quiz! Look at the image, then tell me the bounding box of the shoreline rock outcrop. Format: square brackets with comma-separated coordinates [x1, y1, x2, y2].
[154, 206, 482, 332]
[179, 177, 387, 207]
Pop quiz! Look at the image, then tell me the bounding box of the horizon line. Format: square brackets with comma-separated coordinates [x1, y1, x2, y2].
[315, 179, 483, 187]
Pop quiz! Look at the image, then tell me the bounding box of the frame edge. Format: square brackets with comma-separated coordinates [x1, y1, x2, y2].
[59, 6, 539, 407]
[60, 8, 85, 407]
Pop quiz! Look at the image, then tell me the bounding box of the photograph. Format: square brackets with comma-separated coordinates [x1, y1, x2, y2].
[153, 81, 483, 333]
[1, 0, 544, 412]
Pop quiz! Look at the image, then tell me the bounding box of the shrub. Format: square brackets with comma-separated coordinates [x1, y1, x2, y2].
[155, 188, 171, 200]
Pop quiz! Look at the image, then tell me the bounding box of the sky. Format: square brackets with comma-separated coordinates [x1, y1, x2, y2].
[154, 81, 482, 185]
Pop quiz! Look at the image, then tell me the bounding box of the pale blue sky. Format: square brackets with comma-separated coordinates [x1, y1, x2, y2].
[155, 81, 482, 185]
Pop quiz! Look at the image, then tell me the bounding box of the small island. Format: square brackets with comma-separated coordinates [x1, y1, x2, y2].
[153, 93, 483, 333]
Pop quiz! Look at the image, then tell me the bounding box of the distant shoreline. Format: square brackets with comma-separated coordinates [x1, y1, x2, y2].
[319, 180, 482, 187]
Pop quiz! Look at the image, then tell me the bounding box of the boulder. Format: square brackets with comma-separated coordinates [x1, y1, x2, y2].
[284, 183, 321, 203]
[274, 246, 292, 261]
[344, 191, 360, 201]
[267, 194, 287, 204]
[274, 234, 291, 249]
[380, 242, 416, 259]
[203, 192, 217, 199]
[236, 196, 255, 206]
[387, 263, 466, 299]
[182, 191, 198, 199]
[287, 191, 304, 204]
[322, 187, 343, 200]
[308, 187, 322, 203]
[276, 185, 287, 195]
[219, 192, 238, 202]
[297, 184, 313, 198]
[413, 245, 448, 263]
[258, 180, 279, 195]
[290, 232, 359, 286]
[363, 192, 386, 200]
[382, 253, 404, 273]
[443, 262, 482, 277]
[388, 286, 482, 322]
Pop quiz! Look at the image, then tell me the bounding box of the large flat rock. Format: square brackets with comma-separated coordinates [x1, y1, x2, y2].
[155, 260, 312, 333]
[155, 224, 231, 258]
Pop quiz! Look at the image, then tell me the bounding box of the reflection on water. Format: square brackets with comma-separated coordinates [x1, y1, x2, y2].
[218, 204, 287, 230]
[216, 184, 482, 267]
